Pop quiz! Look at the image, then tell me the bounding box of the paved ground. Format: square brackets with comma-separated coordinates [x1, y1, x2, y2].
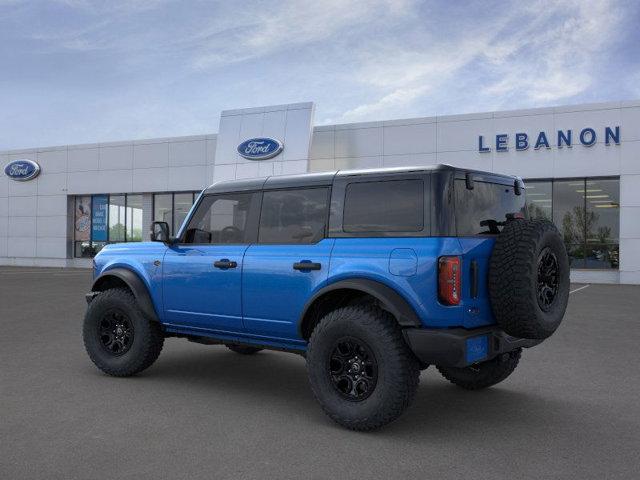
[1, 267, 639, 480]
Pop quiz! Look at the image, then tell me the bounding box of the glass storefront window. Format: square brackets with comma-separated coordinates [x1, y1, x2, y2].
[126, 195, 143, 242]
[524, 180, 552, 221]
[154, 193, 173, 233]
[109, 195, 126, 242]
[174, 193, 195, 235]
[152, 192, 198, 235]
[525, 177, 620, 270]
[74, 193, 149, 257]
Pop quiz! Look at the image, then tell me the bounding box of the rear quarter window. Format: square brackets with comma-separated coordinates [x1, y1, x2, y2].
[455, 180, 526, 235]
[343, 179, 424, 233]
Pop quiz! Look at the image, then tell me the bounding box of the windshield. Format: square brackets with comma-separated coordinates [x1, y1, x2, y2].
[455, 180, 526, 235]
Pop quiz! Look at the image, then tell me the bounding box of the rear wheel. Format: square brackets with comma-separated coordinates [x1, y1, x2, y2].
[437, 349, 521, 390]
[83, 288, 164, 377]
[226, 344, 263, 355]
[306, 305, 420, 431]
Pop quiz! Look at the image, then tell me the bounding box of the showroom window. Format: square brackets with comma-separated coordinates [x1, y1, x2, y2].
[153, 191, 199, 235]
[525, 178, 619, 270]
[74, 193, 145, 258]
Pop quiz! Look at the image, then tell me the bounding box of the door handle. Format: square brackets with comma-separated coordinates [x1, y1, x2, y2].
[214, 259, 237, 269]
[293, 261, 321, 271]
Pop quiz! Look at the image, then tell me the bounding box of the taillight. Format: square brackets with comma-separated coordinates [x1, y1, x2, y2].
[438, 256, 461, 305]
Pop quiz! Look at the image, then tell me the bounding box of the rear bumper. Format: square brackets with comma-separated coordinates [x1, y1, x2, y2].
[403, 326, 542, 368]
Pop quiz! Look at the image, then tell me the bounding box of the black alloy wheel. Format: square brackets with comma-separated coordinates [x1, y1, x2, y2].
[329, 337, 378, 401]
[537, 247, 559, 311]
[98, 310, 134, 356]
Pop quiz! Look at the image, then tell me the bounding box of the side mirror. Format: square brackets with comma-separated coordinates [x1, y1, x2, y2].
[150, 221, 170, 243]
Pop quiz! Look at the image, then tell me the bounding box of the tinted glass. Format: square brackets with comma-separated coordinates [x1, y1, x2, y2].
[553, 180, 586, 246]
[108, 195, 126, 242]
[343, 180, 424, 232]
[184, 193, 255, 244]
[154, 193, 173, 233]
[455, 181, 526, 235]
[259, 188, 328, 244]
[525, 180, 552, 220]
[126, 194, 143, 242]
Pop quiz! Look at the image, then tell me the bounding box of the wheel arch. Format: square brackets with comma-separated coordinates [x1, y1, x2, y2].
[299, 278, 422, 340]
[91, 267, 159, 323]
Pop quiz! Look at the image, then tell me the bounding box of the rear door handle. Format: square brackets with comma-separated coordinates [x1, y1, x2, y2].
[214, 259, 237, 269]
[293, 261, 321, 271]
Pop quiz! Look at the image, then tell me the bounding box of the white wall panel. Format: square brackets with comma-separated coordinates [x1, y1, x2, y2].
[8, 217, 36, 237]
[37, 216, 67, 237]
[36, 149, 67, 173]
[620, 106, 640, 142]
[0, 198, 7, 217]
[99, 144, 133, 170]
[134, 142, 169, 169]
[282, 106, 314, 162]
[620, 140, 640, 175]
[335, 128, 382, 158]
[37, 195, 68, 217]
[133, 167, 169, 192]
[620, 175, 640, 206]
[36, 237, 67, 258]
[7, 237, 36, 257]
[8, 195, 37, 217]
[310, 130, 334, 159]
[68, 147, 99, 171]
[437, 118, 494, 152]
[382, 153, 437, 168]
[383, 123, 436, 155]
[37, 172, 67, 195]
[167, 165, 207, 191]
[169, 140, 206, 167]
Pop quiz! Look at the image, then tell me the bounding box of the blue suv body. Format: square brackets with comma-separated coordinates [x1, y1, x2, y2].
[84, 165, 569, 430]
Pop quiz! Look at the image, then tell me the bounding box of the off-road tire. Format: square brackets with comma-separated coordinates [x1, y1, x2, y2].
[306, 305, 420, 431]
[226, 344, 263, 355]
[489, 219, 569, 339]
[83, 288, 164, 376]
[437, 348, 522, 390]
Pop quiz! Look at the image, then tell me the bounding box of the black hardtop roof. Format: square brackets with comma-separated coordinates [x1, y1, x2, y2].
[203, 164, 520, 194]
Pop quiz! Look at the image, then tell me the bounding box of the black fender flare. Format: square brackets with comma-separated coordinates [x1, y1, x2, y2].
[299, 278, 422, 334]
[91, 268, 160, 322]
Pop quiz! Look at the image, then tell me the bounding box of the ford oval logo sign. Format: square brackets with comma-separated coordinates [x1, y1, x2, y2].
[4, 159, 41, 181]
[237, 137, 283, 160]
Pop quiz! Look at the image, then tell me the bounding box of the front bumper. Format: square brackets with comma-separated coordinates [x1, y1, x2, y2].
[403, 326, 542, 368]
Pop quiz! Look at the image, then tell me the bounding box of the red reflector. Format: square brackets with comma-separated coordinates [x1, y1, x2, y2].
[438, 256, 461, 305]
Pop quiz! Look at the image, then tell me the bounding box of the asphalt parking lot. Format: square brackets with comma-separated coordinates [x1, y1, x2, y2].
[1, 267, 639, 480]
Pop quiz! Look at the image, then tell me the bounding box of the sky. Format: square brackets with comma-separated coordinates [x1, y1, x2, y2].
[1, 0, 639, 150]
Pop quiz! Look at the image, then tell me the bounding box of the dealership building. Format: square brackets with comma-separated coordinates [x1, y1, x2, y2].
[1, 100, 639, 284]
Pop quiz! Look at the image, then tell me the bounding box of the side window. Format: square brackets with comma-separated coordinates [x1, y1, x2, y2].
[183, 193, 257, 244]
[343, 179, 424, 233]
[259, 188, 329, 244]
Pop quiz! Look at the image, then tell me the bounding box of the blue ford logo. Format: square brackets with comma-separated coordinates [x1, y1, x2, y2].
[237, 137, 283, 160]
[4, 159, 41, 181]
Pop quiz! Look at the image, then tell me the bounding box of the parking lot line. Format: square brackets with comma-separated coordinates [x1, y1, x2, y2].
[570, 284, 590, 294]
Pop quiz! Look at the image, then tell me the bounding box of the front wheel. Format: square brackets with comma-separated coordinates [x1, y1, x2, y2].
[437, 349, 522, 390]
[306, 305, 420, 431]
[83, 288, 164, 377]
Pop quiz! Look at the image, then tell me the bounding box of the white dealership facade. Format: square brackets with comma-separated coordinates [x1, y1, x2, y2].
[1, 100, 639, 284]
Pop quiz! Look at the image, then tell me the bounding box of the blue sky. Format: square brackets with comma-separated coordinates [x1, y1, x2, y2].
[1, 0, 639, 150]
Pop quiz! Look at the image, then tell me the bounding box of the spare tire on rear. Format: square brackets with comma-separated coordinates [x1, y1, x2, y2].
[489, 219, 569, 340]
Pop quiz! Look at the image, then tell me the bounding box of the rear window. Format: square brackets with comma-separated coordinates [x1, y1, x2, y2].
[343, 179, 424, 233]
[259, 188, 329, 244]
[455, 180, 526, 235]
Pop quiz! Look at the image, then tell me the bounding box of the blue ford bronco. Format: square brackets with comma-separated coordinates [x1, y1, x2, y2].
[83, 165, 569, 430]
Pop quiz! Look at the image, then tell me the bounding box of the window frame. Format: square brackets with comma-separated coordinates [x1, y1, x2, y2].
[176, 191, 261, 246]
[256, 186, 331, 245]
[328, 172, 432, 238]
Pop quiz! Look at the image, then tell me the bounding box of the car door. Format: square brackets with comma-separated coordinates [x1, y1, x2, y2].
[242, 187, 334, 343]
[162, 191, 260, 334]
